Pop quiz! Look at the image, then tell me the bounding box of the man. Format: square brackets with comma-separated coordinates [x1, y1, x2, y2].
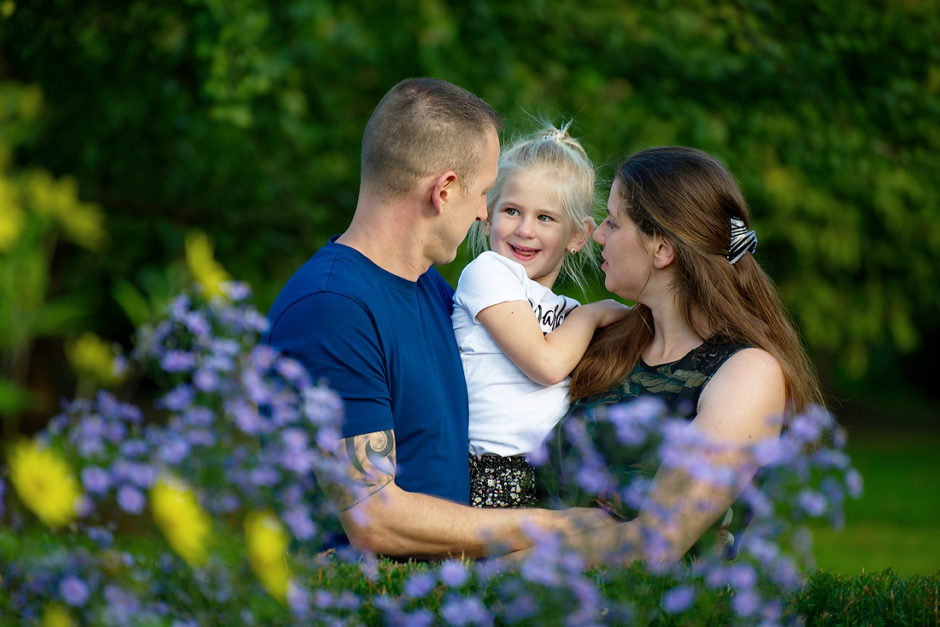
[266, 78, 606, 559]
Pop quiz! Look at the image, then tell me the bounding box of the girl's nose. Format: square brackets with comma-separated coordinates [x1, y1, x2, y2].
[515, 216, 535, 237]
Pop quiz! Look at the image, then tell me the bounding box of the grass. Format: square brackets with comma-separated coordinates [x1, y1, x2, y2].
[810, 426, 940, 576]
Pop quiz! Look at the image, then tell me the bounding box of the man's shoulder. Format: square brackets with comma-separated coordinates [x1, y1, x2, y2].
[267, 244, 373, 325]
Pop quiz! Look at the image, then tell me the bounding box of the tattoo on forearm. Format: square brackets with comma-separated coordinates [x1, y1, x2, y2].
[338, 430, 395, 510]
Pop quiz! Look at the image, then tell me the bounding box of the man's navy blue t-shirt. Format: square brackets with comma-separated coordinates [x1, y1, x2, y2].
[265, 239, 470, 504]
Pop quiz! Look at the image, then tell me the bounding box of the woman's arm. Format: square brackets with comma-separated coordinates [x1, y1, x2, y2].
[476, 299, 631, 386]
[536, 348, 785, 565]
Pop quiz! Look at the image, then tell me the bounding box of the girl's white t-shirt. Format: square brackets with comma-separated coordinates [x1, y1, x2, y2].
[452, 251, 580, 456]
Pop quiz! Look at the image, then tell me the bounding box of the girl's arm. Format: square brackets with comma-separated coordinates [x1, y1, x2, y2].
[475, 299, 630, 386]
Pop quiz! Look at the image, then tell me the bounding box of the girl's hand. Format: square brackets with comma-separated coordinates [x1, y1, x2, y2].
[586, 299, 632, 327]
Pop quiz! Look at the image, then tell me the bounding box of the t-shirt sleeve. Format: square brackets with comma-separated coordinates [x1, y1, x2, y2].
[454, 252, 528, 320]
[267, 291, 392, 438]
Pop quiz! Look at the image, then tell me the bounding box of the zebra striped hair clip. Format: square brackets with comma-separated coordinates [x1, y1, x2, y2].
[727, 216, 757, 264]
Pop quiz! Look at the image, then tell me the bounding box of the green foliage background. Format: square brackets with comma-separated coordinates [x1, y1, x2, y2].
[1, 0, 938, 428]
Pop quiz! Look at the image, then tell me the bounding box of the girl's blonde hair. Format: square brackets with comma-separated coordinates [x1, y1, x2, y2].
[467, 122, 597, 291]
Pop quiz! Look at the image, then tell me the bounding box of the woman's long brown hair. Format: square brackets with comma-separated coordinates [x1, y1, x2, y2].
[571, 147, 824, 413]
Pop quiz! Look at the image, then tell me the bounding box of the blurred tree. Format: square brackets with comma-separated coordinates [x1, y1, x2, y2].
[1, 0, 938, 420]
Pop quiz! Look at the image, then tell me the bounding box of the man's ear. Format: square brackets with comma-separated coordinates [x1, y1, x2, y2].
[651, 235, 675, 269]
[430, 171, 458, 215]
[566, 217, 596, 253]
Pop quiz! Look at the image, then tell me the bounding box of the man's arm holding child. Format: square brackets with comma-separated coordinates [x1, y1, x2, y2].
[333, 429, 613, 559]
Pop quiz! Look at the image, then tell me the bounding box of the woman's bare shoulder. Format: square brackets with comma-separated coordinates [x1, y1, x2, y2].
[695, 347, 785, 444]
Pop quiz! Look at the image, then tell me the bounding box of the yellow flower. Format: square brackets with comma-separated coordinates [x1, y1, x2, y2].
[150, 475, 212, 566]
[245, 510, 291, 602]
[0, 176, 24, 251]
[40, 604, 74, 627]
[25, 171, 106, 250]
[8, 439, 81, 528]
[185, 230, 230, 300]
[66, 332, 126, 387]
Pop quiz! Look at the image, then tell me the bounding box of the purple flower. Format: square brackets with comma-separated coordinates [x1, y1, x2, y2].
[250, 345, 277, 371]
[312, 590, 333, 609]
[117, 485, 146, 514]
[169, 294, 191, 319]
[60, 575, 90, 607]
[404, 609, 435, 627]
[845, 468, 863, 498]
[798, 489, 828, 516]
[404, 572, 436, 598]
[438, 560, 469, 588]
[248, 467, 279, 486]
[728, 563, 757, 589]
[161, 350, 196, 373]
[194, 369, 219, 392]
[158, 439, 190, 464]
[120, 439, 148, 458]
[161, 384, 194, 412]
[182, 311, 210, 337]
[103, 584, 141, 624]
[185, 406, 214, 427]
[303, 386, 344, 425]
[112, 461, 157, 488]
[186, 429, 215, 447]
[221, 281, 251, 301]
[286, 582, 310, 618]
[283, 506, 317, 541]
[242, 369, 270, 404]
[731, 589, 761, 617]
[104, 420, 127, 444]
[87, 526, 114, 548]
[575, 466, 610, 494]
[441, 595, 489, 626]
[275, 358, 307, 384]
[81, 466, 111, 494]
[230, 399, 263, 435]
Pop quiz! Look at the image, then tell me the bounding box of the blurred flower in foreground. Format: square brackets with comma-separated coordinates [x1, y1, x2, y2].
[245, 510, 292, 602]
[8, 438, 81, 528]
[24, 171, 106, 250]
[0, 175, 24, 251]
[151, 475, 212, 566]
[40, 603, 74, 627]
[185, 230, 231, 300]
[66, 332, 127, 388]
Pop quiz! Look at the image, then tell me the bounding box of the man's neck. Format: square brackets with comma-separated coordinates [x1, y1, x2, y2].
[337, 200, 431, 282]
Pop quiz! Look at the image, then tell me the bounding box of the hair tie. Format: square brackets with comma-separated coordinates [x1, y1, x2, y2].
[727, 216, 757, 264]
[542, 127, 569, 144]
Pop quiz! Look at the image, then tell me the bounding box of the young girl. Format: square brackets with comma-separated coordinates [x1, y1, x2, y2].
[452, 124, 630, 508]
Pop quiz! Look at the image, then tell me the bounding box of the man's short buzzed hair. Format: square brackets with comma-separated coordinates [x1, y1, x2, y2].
[361, 78, 503, 199]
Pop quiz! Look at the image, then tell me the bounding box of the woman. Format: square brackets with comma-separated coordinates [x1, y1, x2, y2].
[543, 146, 824, 564]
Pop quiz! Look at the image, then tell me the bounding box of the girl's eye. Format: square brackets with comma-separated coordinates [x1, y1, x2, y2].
[537, 214, 553, 223]
[504, 207, 520, 216]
